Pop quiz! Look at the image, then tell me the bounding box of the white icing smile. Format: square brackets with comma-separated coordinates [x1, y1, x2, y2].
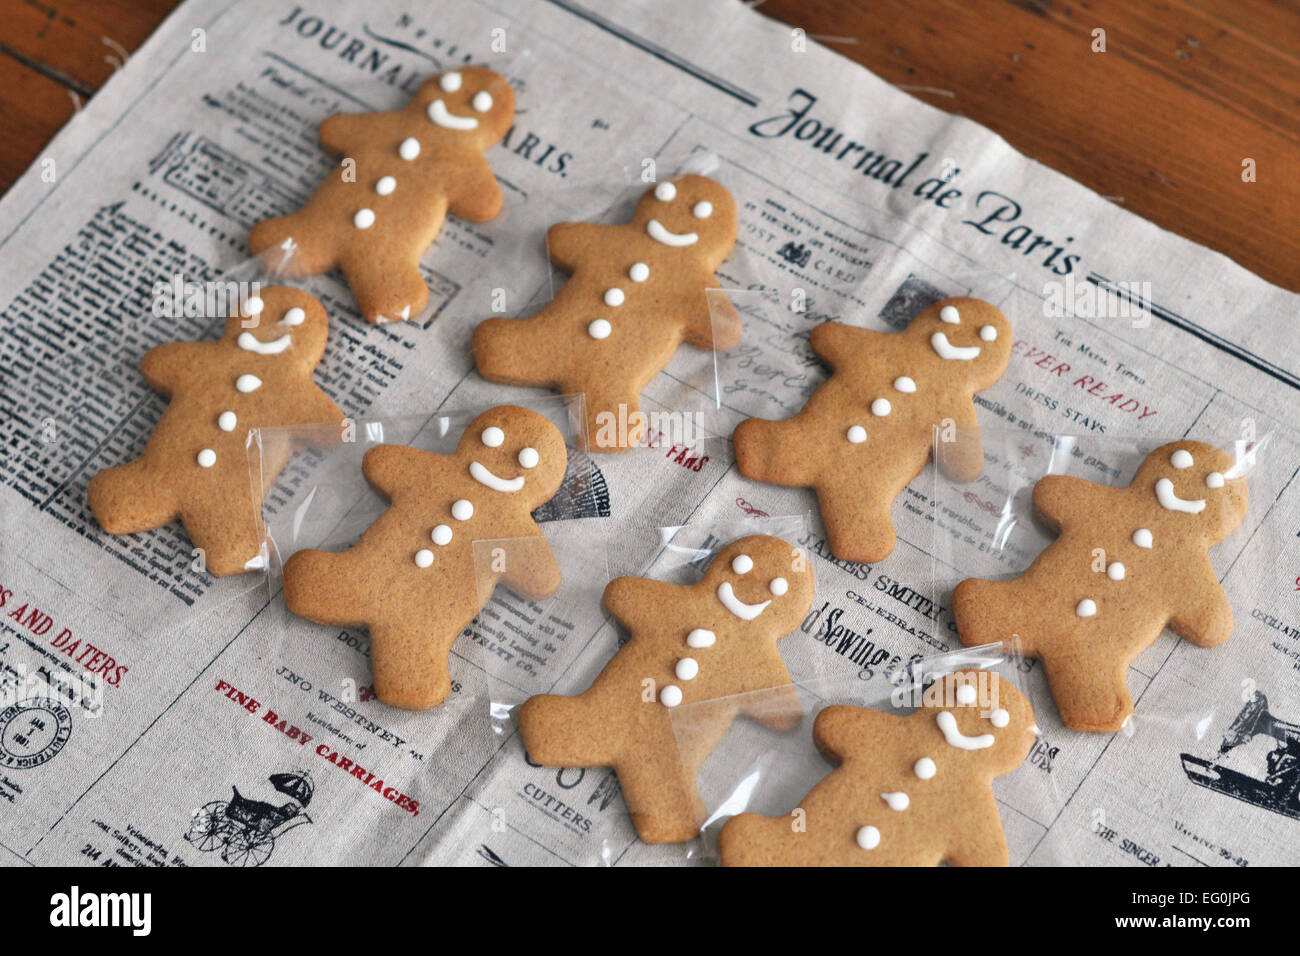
[936, 711, 994, 750]
[237, 332, 292, 355]
[427, 99, 479, 131]
[469, 461, 524, 493]
[646, 219, 698, 247]
[717, 581, 769, 621]
[1155, 477, 1206, 514]
[930, 331, 980, 361]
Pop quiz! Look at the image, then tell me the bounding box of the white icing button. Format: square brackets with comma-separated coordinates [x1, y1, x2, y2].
[354, 208, 375, 229]
[603, 288, 625, 307]
[1133, 528, 1153, 549]
[472, 90, 493, 112]
[1076, 598, 1098, 618]
[686, 629, 716, 648]
[914, 757, 936, 780]
[1206, 471, 1224, 489]
[279, 306, 306, 327]
[240, 296, 264, 317]
[398, 137, 421, 160]
[855, 825, 881, 850]
[197, 449, 216, 468]
[518, 447, 539, 469]
[654, 181, 676, 201]
[628, 262, 650, 282]
[1171, 449, 1194, 469]
[660, 685, 683, 708]
[236, 374, 262, 393]
[439, 71, 462, 92]
[956, 684, 977, 705]
[432, 525, 453, 546]
[675, 658, 699, 681]
[414, 549, 434, 568]
[939, 305, 960, 324]
[587, 319, 611, 340]
[217, 411, 237, 432]
[693, 200, 713, 218]
[732, 554, 753, 574]
[990, 708, 1010, 728]
[893, 376, 916, 393]
[980, 324, 998, 342]
[769, 577, 788, 597]
[481, 426, 505, 447]
[871, 398, 891, 417]
[881, 792, 910, 811]
[846, 425, 867, 444]
[451, 499, 474, 521]
[375, 176, 396, 196]
[1107, 561, 1126, 581]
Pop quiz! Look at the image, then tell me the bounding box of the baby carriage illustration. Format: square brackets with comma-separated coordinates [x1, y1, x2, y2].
[185, 771, 314, 866]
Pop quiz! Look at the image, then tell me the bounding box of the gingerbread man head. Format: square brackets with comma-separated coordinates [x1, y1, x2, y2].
[627, 173, 738, 269]
[899, 296, 1013, 391]
[1128, 440, 1248, 544]
[692, 535, 815, 638]
[219, 287, 330, 370]
[449, 405, 570, 512]
[906, 670, 1038, 778]
[405, 66, 515, 155]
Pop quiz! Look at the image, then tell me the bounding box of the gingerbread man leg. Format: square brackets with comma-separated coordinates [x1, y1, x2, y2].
[179, 494, 265, 576]
[368, 620, 454, 709]
[1039, 651, 1133, 732]
[338, 244, 430, 324]
[816, 476, 898, 565]
[615, 728, 707, 845]
[88, 459, 179, 536]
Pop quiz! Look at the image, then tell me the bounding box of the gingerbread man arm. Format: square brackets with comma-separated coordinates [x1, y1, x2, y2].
[140, 342, 207, 395]
[446, 159, 503, 223]
[318, 112, 372, 158]
[934, 397, 985, 483]
[943, 793, 1010, 866]
[361, 444, 438, 500]
[494, 531, 563, 602]
[1031, 475, 1108, 534]
[808, 321, 882, 371]
[811, 704, 888, 762]
[602, 576, 683, 633]
[1168, 556, 1235, 647]
[680, 275, 742, 352]
[544, 222, 620, 273]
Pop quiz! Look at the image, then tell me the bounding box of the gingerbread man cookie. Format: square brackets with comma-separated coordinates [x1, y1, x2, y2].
[249, 67, 514, 324]
[472, 174, 742, 452]
[733, 297, 1012, 563]
[89, 287, 343, 576]
[953, 441, 1248, 732]
[720, 671, 1035, 866]
[283, 406, 567, 709]
[519, 535, 813, 843]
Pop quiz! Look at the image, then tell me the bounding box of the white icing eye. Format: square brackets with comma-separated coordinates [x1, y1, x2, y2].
[375, 176, 396, 196]
[654, 181, 677, 202]
[979, 325, 998, 342]
[414, 549, 434, 568]
[399, 137, 421, 160]
[481, 426, 505, 448]
[893, 376, 916, 393]
[1206, 471, 1224, 489]
[197, 449, 216, 468]
[432, 525, 453, 546]
[518, 447, 539, 469]
[732, 554, 753, 575]
[451, 499, 474, 521]
[939, 305, 960, 324]
[846, 425, 867, 444]
[604, 288, 625, 307]
[956, 684, 976, 705]
[439, 72, 462, 92]
[587, 319, 611, 340]
[1076, 598, 1097, 618]
[1171, 449, 1193, 469]
[628, 262, 650, 282]
[990, 708, 1010, 728]
[241, 296, 264, 317]
[871, 398, 891, 417]
[278, 307, 306, 327]
[855, 825, 880, 850]
[769, 577, 788, 597]
[693, 201, 713, 219]
[353, 208, 375, 229]
[472, 90, 493, 112]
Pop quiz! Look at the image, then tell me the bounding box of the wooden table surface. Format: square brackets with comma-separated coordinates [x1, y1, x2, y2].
[1, 0, 1296, 290]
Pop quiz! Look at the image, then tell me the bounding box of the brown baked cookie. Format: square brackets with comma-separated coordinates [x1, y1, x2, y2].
[733, 297, 1012, 563]
[283, 406, 567, 710]
[88, 287, 343, 576]
[720, 671, 1035, 866]
[953, 441, 1248, 733]
[249, 67, 514, 324]
[472, 174, 742, 452]
[518, 535, 813, 844]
